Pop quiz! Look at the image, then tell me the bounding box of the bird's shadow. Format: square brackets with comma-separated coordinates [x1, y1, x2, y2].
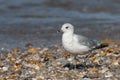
[63, 63, 101, 70]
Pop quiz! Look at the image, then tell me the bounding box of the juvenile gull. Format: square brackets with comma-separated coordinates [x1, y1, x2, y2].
[59, 23, 106, 55]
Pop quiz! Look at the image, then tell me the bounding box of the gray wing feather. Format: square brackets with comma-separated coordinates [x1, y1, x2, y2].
[74, 34, 99, 48]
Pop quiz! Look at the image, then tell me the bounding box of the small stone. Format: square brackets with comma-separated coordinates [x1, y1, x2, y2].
[32, 78, 37, 80]
[32, 54, 40, 61]
[2, 66, 8, 71]
[67, 57, 74, 62]
[27, 48, 39, 54]
[39, 76, 45, 80]
[105, 71, 113, 77]
[10, 57, 16, 63]
[57, 62, 62, 66]
[39, 48, 48, 54]
[64, 67, 69, 70]
[84, 78, 92, 80]
[100, 67, 109, 74]
[34, 65, 40, 70]
[112, 60, 119, 66]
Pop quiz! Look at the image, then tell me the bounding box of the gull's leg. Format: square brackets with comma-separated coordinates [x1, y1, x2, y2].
[84, 49, 97, 66]
[74, 54, 87, 65]
[73, 54, 87, 70]
[74, 54, 79, 61]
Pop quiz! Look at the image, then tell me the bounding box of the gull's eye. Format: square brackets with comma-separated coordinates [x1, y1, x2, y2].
[66, 26, 69, 29]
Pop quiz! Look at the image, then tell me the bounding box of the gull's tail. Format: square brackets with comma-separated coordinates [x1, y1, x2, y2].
[92, 43, 108, 50]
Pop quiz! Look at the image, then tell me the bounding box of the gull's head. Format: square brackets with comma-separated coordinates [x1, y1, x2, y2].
[61, 23, 74, 33]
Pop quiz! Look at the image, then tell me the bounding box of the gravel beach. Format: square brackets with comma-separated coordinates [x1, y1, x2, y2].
[0, 39, 120, 80]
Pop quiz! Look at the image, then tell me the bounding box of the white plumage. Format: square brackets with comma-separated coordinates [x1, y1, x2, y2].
[60, 23, 99, 54]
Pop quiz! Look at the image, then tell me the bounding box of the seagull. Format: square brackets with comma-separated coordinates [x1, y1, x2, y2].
[58, 23, 107, 55]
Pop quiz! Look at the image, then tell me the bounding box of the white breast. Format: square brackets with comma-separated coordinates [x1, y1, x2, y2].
[62, 33, 90, 54]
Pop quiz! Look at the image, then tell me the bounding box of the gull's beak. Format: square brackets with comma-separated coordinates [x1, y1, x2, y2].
[57, 29, 63, 33]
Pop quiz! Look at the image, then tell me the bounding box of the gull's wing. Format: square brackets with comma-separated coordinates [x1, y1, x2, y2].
[74, 34, 99, 48]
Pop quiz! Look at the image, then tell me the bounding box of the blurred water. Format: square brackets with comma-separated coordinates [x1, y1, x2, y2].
[0, 0, 120, 49]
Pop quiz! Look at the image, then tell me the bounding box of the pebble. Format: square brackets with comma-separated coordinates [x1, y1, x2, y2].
[67, 57, 74, 62]
[2, 66, 8, 71]
[105, 71, 113, 77]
